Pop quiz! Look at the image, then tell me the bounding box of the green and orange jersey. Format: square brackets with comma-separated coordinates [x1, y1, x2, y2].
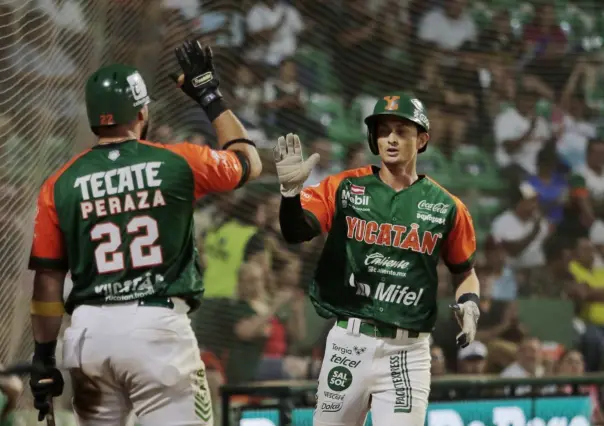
[300, 166, 476, 332]
[29, 139, 245, 314]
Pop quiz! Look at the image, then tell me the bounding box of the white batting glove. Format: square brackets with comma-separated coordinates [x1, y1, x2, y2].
[273, 133, 320, 197]
[450, 301, 480, 348]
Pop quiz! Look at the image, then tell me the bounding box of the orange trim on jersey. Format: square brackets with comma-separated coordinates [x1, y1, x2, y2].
[30, 149, 92, 267]
[427, 177, 476, 268]
[139, 139, 243, 199]
[300, 166, 373, 233]
[571, 187, 589, 198]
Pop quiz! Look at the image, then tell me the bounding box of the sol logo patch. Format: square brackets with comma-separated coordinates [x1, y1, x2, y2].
[327, 366, 352, 391]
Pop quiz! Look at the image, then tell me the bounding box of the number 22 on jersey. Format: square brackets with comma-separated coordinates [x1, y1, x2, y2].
[91, 215, 163, 274]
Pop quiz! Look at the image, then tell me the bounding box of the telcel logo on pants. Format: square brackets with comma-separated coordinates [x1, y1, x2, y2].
[330, 354, 361, 368]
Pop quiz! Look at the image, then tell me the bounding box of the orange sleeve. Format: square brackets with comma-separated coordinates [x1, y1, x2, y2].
[29, 179, 68, 271]
[441, 198, 476, 274]
[300, 178, 338, 233]
[166, 142, 245, 199]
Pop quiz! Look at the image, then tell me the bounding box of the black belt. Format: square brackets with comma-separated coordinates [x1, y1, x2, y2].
[138, 296, 175, 309]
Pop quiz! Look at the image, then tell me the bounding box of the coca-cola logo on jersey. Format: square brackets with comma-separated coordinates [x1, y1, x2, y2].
[417, 200, 449, 215]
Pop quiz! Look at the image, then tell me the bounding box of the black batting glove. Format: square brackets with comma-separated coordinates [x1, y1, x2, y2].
[171, 40, 222, 110]
[30, 341, 64, 421]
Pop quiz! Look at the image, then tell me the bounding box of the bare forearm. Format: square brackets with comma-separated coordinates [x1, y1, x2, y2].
[31, 270, 66, 344]
[454, 269, 480, 300]
[213, 110, 262, 179]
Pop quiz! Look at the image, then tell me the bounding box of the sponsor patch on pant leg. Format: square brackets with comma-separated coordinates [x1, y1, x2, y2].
[389, 351, 412, 413]
[193, 368, 213, 424]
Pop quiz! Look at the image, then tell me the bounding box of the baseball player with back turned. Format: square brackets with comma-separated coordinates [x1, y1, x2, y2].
[274, 92, 481, 426]
[27, 40, 262, 425]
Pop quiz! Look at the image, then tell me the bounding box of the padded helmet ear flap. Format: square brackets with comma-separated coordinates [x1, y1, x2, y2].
[367, 125, 379, 155]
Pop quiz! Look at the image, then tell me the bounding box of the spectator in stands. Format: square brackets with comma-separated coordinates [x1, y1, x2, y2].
[417, 0, 477, 54]
[501, 336, 545, 395]
[245, 0, 304, 67]
[475, 11, 521, 58]
[413, 51, 473, 154]
[521, 1, 570, 96]
[196, 0, 246, 49]
[344, 143, 367, 170]
[431, 345, 447, 376]
[263, 58, 314, 135]
[527, 148, 568, 225]
[556, 349, 604, 423]
[557, 59, 598, 170]
[491, 182, 550, 271]
[304, 136, 339, 186]
[231, 62, 265, 127]
[562, 138, 604, 239]
[582, 53, 604, 118]
[227, 261, 302, 383]
[494, 90, 552, 179]
[256, 258, 306, 380]
[202, 192, 268, 298]
[334, 0, 383, 106]
[475, 266, 524, 373]
[482, 237, 518, 301]
[457, 341, 488, 374]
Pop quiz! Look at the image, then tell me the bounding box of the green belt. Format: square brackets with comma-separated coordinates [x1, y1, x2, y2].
[337, 319, 419, 339]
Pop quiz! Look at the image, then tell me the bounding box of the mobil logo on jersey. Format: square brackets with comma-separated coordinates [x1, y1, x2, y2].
[341, 184, 370, 210]
[346, 216, 442, 255]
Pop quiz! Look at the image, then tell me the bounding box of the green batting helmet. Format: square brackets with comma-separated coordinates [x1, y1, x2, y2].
[85, 64, 151, 128]
[364, 92, 430, 155]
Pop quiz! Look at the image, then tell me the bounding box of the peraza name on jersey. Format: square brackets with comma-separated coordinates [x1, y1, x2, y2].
[74, 162, 166, 219]
[346, 216, 442, 255]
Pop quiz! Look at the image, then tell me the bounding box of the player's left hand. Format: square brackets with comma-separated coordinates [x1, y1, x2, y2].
[30, 366, 64, 421]
[171, 40, 221, 108]
[450, 301, 480, 348]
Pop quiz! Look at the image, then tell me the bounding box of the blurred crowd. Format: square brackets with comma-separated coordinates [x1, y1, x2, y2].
[6, 0, 604, 422]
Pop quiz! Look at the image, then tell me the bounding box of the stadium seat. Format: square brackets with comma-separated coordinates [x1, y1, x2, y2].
[295, 46, 339, 94]
[307, 94, 345, 128]
[450, 145, 506, 192]
[469, 2, 494, 30]
[417, 146, 453, 187]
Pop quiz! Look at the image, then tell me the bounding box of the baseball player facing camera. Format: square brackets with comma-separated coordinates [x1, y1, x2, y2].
[274, 92, 480, 425]
[28, 40, 262, 425]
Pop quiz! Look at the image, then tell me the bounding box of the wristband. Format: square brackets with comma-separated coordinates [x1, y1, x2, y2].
[33, 340, 57, 365]
[222, 138, 256, 150]
[201, 92, 227, 122]
[457, 293, 480, 305]
[30, 300, 65, 317]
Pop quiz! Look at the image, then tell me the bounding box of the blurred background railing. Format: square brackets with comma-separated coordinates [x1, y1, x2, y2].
[3, 0, 604, 424]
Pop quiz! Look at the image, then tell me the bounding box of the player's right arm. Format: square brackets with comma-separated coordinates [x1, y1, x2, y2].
[171, 40, 262, 182]
[273, 134, 325, 243]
